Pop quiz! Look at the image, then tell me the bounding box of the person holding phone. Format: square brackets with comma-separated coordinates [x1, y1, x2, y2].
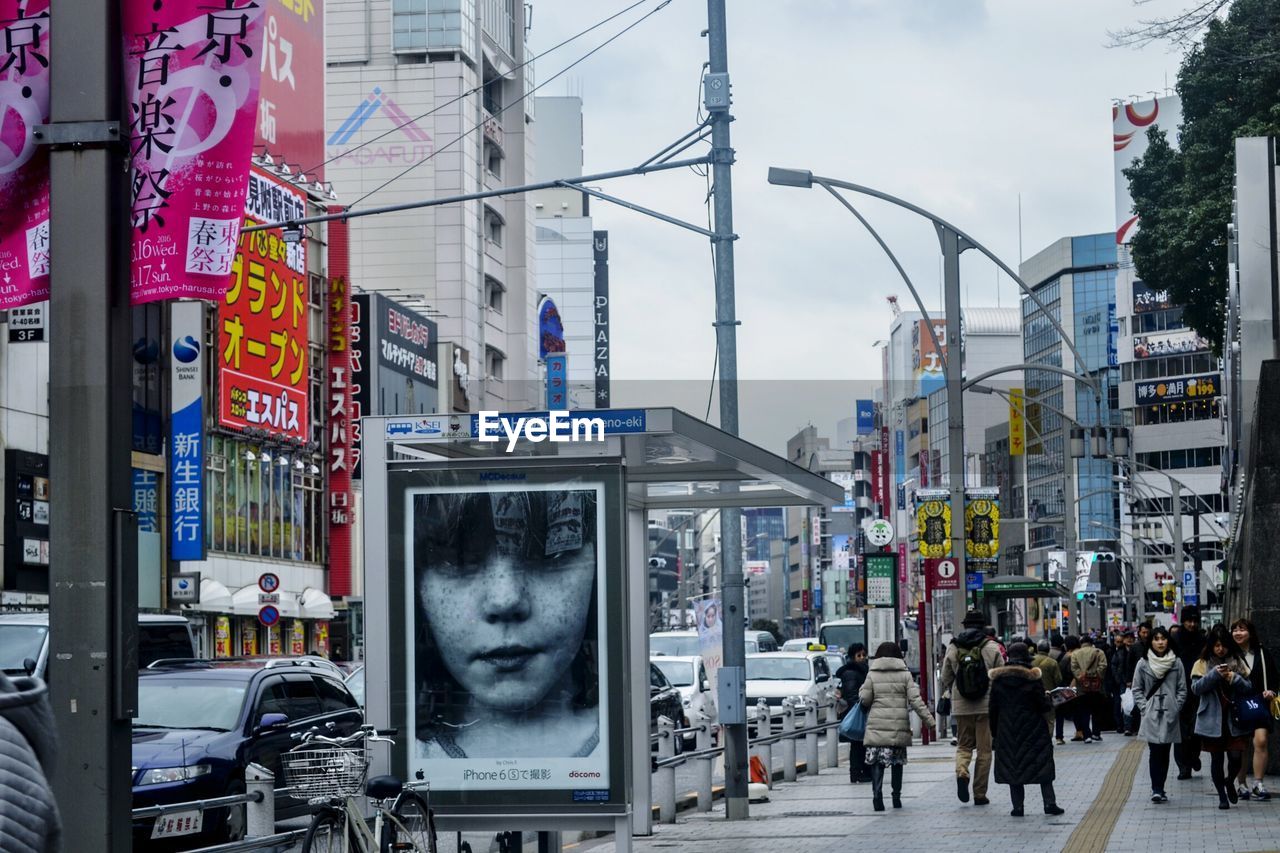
[1190, 625, 1253, 809]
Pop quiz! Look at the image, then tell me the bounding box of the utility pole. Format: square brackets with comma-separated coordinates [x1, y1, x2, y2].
[47, 1, 137, 851]
[940, 228, 969, 635]
[705, 0, 748, 821]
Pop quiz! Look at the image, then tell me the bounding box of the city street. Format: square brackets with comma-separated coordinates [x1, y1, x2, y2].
[577, 738, 1280, 853]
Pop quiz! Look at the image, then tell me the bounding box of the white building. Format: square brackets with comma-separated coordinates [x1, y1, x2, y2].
[326, 0, 539, 410]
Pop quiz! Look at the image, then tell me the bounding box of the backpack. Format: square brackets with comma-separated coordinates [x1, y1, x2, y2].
[956, 641, 991, 700]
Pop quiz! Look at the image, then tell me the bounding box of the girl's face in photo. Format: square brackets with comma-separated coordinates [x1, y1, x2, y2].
[419, 491, 597, 714]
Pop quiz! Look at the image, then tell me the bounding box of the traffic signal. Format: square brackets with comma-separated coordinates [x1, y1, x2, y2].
[1085, 593, 1098, 607]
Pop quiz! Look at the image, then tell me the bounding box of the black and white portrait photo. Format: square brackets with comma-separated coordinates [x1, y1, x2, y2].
[405, 483, 611, 790]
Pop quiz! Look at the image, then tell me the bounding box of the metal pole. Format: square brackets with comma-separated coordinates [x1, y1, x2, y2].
[1172, 480, 1184, 585]
[1064, 454, 1077, 635]
[941, 228, 968, 636]
[48, 2, 135, 851]
[705, 0, 748, 821]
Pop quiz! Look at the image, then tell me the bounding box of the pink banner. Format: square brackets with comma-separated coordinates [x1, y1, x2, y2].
[125, 0, 265, 304]
[0, 1, 51, 309]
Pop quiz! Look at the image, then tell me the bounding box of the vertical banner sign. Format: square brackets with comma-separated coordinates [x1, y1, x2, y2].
[169, 301, 205, 561]
[255, 0, 324, 179]
[694, 598, 722, 704]
[964, 490, 1000, 567]
[0, 0, 51, 309]
[856, 400, 874, 435]
[349, 293, 370, 477]
[914, 490, 951, 559]
[871, 450, 888, 515]
[327, 274, 354, 597]
[592, 231, 611, 407]
[1008, 388, 1025, 456]
[546, 353, 567, 410]
[124, 0, 265, 304]
[217, 170, 309, 439]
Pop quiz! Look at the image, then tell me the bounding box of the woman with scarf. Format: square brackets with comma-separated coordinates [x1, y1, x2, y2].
[1190, 624, 1253, 809]
[1132, 626, 1187, 803]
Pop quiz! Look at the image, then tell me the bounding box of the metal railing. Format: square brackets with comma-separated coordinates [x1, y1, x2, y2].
[649, 697, 843, 823]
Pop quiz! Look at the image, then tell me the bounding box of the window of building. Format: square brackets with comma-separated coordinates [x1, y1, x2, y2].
[485, 345, 505, 381]
[485, 275, 505, 313]
[484, 206, 504, 248]
[1133, 307, 1186, 334]
[1134, 446, 1223, 471]
[484, 140, 503, 178]
[1122, 353, 1219, 382]
[483, 74, 504, 116]
[393, 0, 466, 52]
[1134, 398, 1220, 426]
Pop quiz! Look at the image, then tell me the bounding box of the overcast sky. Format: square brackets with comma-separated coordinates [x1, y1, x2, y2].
[527, 0, 1185, 450]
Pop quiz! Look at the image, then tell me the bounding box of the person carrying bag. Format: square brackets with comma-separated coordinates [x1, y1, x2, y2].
[1133, 626, 1187, 803]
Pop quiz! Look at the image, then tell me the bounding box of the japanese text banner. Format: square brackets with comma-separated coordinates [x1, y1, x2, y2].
[217, 170, 308, 440]
[0, 0, 50, 309]
[125, 0, 265, 304]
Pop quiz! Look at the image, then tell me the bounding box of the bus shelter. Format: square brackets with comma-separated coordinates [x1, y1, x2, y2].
[360, 409, 843, 850]
[974, 574, 1076, 639]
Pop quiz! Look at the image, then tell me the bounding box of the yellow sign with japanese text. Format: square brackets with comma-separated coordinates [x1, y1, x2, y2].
[1009, 388, 1025, 456]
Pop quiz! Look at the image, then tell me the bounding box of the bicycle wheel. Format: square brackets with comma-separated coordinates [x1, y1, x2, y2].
[301, 808, 349, 853]
[382, 790, 438, 853]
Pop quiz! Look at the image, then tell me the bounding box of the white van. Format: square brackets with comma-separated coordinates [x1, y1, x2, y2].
[0, 612, 196, 679]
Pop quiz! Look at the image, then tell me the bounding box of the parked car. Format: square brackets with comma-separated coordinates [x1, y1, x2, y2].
[744, 652, 835, 733]
[344, 664, 365, 706]
[650, 655, 718, 744]
[746, 630, 780, 653]
[0, 611, 195, 680]
[649, 662, 684, 756]
[131, 658, 363, 849]
[781, 636, 818, 652]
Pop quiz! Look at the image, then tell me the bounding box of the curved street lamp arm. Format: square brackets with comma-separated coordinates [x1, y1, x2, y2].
[963, 363, 1097, 393]
[814, 182, 947, 365]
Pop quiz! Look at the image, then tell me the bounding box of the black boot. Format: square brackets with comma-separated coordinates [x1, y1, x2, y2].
[870, 764, 885, 811]
[891, 765, 903, 808]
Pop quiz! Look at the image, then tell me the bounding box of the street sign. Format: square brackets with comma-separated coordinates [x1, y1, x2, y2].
[258, 572, 281, 594]
[258, 592, 280, 605]
[930, 558, 959, 591]
[258, 604, 281, 627]
[864, 518, 894, 548]
[965, 572, 983, 592]
[1184, 593, 1200, 606]
[864, 553, 898, 607]
[169, 572, 201, 603]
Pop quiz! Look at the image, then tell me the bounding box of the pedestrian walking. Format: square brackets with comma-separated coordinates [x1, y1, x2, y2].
[1132, 626, 1187, 803]
[835, 643, 870, 784]
[1110, 631, 1140, 736]
[1173, 606, 1207, 778]
[1032, 641, 1063, 737]
[1230, 618, 1277, 801]
[940, 609, 1003, 806]
[1070, 635, 1108, 743]
[1190, 624, 1253, 809]
[1136, 622, 1152, 656]
[857, 642, 936, 811]
[0, 671, 61, 852]
[988, 643, 1065, 817]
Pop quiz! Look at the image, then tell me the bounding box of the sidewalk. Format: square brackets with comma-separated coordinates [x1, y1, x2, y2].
[572, 736, 1280, 853]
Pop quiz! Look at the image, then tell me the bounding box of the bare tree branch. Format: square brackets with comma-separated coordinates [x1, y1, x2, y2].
[1108, 0, 1233, 48]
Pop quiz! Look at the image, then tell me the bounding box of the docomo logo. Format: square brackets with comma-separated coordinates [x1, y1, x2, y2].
[477, 411, 606, 453]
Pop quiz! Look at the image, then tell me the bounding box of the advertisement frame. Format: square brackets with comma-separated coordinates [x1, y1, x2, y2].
[385, 461, 629, 815]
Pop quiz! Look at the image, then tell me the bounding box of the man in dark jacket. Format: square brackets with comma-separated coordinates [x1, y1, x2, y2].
[1172, 606, 1206, 778]
[1110, 631, 1140, 735]
[835, 644, 870, 783]
[0, 671, 61, 852]
[989, 643, 1066, 817]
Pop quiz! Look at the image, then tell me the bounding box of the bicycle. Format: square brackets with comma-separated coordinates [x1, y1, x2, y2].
[284, 724, 438, 853]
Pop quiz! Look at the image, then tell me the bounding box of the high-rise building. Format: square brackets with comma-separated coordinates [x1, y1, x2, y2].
[326, 0, 539, 410]
[1113, 97, 1226, 614]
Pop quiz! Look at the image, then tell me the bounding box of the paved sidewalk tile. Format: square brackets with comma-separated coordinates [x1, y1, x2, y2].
[574, 737, 1280, 853]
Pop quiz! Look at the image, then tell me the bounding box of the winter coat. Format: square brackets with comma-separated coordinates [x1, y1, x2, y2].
[1240, 645, 1279, 697]
[940, 629, 1005, 716]
[835, 660, 868, 708]
[988, 665, 1055, 785]
[1032, 654, 1063, 693]
[858, 657, 935, 748]
[0, 673, 61, 853]
[1190, 658, 1253, 739]
[1109, 645, 1139, 691]
[1173, 628, 1206, 679]
[1132, 657, 1187, 744]
[1070, 644, 1108, 685]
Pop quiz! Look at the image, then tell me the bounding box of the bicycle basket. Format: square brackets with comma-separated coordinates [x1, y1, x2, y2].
[283, 745, 369, 799]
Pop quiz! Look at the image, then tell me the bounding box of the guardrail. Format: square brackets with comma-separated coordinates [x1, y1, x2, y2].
[649, 697, 844, 823]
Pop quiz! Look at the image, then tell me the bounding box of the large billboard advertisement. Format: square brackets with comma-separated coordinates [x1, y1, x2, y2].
[1132, 280, 1175, 314]
[256, 0, 325, 179]
[911, 320, 946, 397]
[388, 464, 627, 811]
[1113, 96, 1182, 244]
[217, 169, 309, 440]
[1135, 373, 1220, 405]
[1133, 329, 1209, 359]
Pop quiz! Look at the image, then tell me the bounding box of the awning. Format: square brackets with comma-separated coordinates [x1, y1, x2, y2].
[230, 584, 301, 618]
[299, 587, 335, 620]
[185, 578, 233, 612]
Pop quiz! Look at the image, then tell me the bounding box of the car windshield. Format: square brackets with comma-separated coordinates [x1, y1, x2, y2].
[346, 668, 365, 706]
[0, 624, 47, 674]
[746, 658, 811, 681]
[136, 679, 246, 731]
[652, 660, 694, 687]
[650, 635, 699, 656]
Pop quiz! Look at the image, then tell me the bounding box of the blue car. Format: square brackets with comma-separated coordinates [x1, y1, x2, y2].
[132, 658, 362, 850]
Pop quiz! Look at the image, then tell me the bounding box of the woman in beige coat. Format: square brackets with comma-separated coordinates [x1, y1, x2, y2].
[858, 641, 937, 811]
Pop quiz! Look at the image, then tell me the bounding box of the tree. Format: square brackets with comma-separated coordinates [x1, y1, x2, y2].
[750, 619, 783, 644]
[1109, 0, 1234, 48]
[1124, 0, 1280, 351]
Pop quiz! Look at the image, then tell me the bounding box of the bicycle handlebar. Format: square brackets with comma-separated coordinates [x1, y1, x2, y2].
[293, 723, 400, 746]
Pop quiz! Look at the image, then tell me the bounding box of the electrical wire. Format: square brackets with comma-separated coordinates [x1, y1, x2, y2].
[297, 0, 655, 179]
[348, 0, 674, 210]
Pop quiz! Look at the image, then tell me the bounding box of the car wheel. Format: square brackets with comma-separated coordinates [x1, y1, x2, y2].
[218, 781, 247, 842]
